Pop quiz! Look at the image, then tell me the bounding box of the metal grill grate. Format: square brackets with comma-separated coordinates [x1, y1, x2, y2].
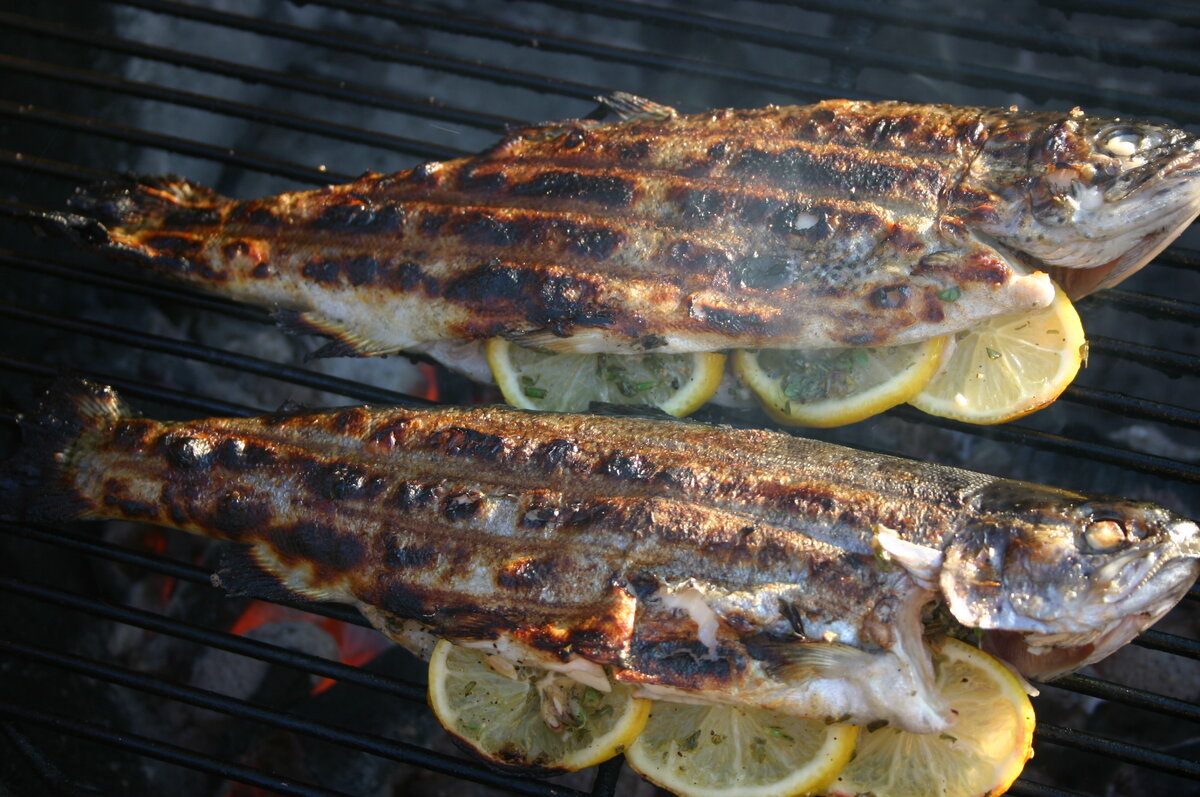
[0, 1, 1198, 795]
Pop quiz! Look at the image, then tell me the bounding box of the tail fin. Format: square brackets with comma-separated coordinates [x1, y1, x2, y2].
[0, 377, 131, 523]
[27, 174, 229, 267]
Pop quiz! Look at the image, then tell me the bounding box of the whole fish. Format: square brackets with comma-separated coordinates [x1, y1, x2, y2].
[4, 378, 1197, 734]
[34, 96, 1200, 381]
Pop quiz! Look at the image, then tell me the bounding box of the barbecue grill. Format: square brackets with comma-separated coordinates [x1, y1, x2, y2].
[1, 1, 1198, 795]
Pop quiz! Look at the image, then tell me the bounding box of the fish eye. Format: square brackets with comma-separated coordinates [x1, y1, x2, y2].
[1081, 519, 1129, 553]
[1099, 129, 1141, 158]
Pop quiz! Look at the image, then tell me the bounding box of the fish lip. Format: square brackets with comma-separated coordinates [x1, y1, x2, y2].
[1101, 143, 1200, 201]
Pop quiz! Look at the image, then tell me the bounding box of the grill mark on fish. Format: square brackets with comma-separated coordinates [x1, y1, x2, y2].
[15, 379, 1198, 731]
[47, 97, 1200, 360]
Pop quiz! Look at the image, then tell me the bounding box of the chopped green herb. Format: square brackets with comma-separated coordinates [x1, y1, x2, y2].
[938, 286, 962, 302]
[766, 726, 794, 742]
[583, 687, 602, 709]
[986, 347, 1001, 360]
[522, 386, 547, 399]
[461, 720, 482, 730]
[939, 732, 959, 743]
[463, 680, 476, 696]
[865, 719, 889, 733]
[679, 729, 701, 751]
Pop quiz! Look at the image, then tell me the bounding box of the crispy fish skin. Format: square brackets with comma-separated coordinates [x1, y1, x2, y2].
[6, 379, 1198, 733]
[37, 98, 1200, 364]
[45, 97, 1190, 363]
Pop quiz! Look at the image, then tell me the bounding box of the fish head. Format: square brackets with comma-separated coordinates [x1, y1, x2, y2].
[962, 109, 1200, 297]
[941, 482, 1200, 679]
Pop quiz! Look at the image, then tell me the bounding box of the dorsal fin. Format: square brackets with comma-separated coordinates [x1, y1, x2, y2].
[595, 91, 678, 122]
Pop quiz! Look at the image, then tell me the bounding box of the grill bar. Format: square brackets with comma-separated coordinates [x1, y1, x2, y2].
[1048, 674, 1200, 724]
[1034, 723, 1200, 779]
[0, 302, 429, 407]
[0, 702, 349, 797]
[1132, 629, 1200, 660]
[1088, 290, 1200, 324]
[0, 54, 468, 160]
[754, 0, 1200, 75]
[0, 636, 590, 797]
[0, 11, 517, 132]
[112, 0, 607, 102]
[1089, 336, 1200, 379]
[0, 100, 346, 184]
[305, 0, 870, 102]
[530, 0, 1200, 120]
[1036, 0, 1200, 26]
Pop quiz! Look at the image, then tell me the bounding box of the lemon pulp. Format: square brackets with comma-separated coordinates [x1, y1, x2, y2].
[627, 701, 858, 797]
[733, 337, 946, 427]
[487, 338, 726, 416]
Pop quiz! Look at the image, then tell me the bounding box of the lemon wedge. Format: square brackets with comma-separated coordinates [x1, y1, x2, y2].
[626, 701, 858, 797]
[733, 338, 947, 427]
[427, 640, 650, 772]
[486, 338, 726, 416]
[908, 283, 1085, 424]
[824, 639, 1035, 797]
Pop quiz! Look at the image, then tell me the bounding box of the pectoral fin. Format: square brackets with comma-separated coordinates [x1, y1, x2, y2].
[273, 308, 399, 358]
[596, 91, 678, 122]
[873, 525, 944, 590]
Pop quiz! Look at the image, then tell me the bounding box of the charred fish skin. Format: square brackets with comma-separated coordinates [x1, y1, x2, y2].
[4, 378, 1198, 732]
[34, 99, 1198, 364]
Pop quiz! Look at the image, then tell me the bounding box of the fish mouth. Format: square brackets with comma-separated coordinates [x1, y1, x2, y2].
[983, 551, 1200, 680]
[1045, 141, 1200, 297]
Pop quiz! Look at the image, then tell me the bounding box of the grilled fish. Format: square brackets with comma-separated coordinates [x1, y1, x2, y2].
[4, 379, 1197, 733]
[36, 97, 1200, 379]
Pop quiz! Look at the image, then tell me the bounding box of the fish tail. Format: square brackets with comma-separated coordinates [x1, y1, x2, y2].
[0, 377, 131, 523]
[28, 175, 233, 281]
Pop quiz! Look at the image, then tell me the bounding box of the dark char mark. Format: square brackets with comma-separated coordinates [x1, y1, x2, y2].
[510, 170, 634, 207]
[311, 203, 404, 234]
[497, 557, 554, 590]
[384, 538, 437, 569]
[426, 426, 506, 460]
[444, 261, 615, 336]
[442, 491, 483, 521]
[395, 481, 439, 511]
[534, 438, 580, 472]
[211, 489, 273, 538]
[163, 433, 214, 470]
[310, 463, 369, 500]
[603, 453, 655, 481]
[270, 521, 366, 572]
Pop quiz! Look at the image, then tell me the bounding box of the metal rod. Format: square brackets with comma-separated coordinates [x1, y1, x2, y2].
[0, 10, 516, 132]
[1034, 722, 1200, 779]
[0, 302, 432, 407]
[0, 100, 345, 185]
[530, 0, 1200, 120]
[111, 0, 608, 102]
[0, 634, 590, 796]
[0, 702, 351, 797]
[750, 0, 1200, 76]
[0, 53, 466, 160]
[1133, 629, 1200, 660]
[1042, 673, 1200, 724]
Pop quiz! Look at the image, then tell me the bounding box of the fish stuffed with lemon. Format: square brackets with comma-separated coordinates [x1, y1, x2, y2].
[5, 379, 1196, 733]
[34, 96, 1200, 422]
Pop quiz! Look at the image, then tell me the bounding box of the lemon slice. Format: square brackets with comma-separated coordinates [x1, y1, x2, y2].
[824, 639, 1035, 797]
[626, 701, 858, 797]
[427, 640, 650, 771]
[486, 338, 726, 416]
[908, 283, 1085, 424]
[733, 337, 947, 427]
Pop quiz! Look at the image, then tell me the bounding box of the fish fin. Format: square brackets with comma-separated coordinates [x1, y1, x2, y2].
[509, 326, 616, 353]
[595, 91, 678, 122]
[0, 377, 131, 523]
[213, 545, 313, 604]
[747, 637, 874, 680]
[272, 309, 399, 358]
[873, 525, 943, 590]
